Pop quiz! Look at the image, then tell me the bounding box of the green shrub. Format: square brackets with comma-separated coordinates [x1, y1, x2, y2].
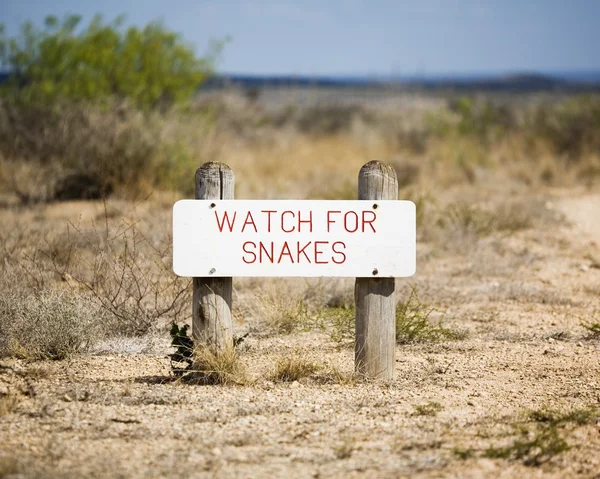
[0, 14, 220, 109]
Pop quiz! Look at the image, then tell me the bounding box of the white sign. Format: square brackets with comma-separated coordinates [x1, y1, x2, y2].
[173, 200, 415, 278]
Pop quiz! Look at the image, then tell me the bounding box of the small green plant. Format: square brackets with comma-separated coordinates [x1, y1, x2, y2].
[412, 401, 444, 417]
[581, 320, 600, 339]
[484, 425, 570, 467]
[169, 322, 194, 377]
[269, 356, 319, 382]
[396, 288, 461, 344]
[453, 446, 475, 460]
[482, 406, 597, 467]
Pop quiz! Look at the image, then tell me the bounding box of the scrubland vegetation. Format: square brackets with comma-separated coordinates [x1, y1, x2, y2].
[1, 14, 600, 479]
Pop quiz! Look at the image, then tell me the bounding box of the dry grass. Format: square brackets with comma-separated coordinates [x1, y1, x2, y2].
[186, 346, 249, 386]
[269, 355, 320, 382]
[0, 390, 21, 416]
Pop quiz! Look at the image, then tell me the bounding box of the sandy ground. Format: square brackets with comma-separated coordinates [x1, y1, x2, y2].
[1, 190, 600, 478]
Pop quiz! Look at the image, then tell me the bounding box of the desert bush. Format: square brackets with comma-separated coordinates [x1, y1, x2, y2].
[39, 213, 191, 336]
[0, 14, 218, 109]
[0, 292, 102, 360]
[531, 96, 600, 160]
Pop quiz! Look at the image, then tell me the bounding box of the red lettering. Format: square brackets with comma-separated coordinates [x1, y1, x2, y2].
[261, 210, 276, 233]
[298, 211, 313, 233]
[297, 241, 312, 263]
[327, 211, 341, 232]
[314, 241, 328, 264]
[332, 241, 346, 264]
[344, 211, 359, 233]
[242, 242, 257, 264]
[362, 210, 376, 233]
[277, 242, 294, 264]
[241, 211, 258, 233]
[214, 211, 236, 232]
[259, 242, 274, 263]
[281, 210, 295, 233]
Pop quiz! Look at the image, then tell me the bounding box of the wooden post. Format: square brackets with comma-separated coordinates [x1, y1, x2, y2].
[193, 162, 234, 350]
[355, 161, 398, 380]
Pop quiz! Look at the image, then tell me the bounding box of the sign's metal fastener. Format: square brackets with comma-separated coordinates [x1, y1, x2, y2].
[209, 268, 216, 274]
[372, 268, 378, 275]
[210, 203, 216, 208]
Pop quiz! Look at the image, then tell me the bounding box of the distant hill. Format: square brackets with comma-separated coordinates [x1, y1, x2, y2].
[3, 70, 599, 93]
[205, 71, 600, 92]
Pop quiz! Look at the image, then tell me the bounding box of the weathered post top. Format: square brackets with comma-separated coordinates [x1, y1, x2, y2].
[195, 162, 235, 200]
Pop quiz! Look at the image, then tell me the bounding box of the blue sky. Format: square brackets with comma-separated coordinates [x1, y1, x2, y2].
[3, 0, 600, 76]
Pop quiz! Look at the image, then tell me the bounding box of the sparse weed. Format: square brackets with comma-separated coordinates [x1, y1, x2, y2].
[318, 306, 354, 343]
[581, 318, 600, 339]
[480, 406, 598, 467]
[484, 425, 570, 466]
[260, 295, 312, 334]
[269, 355, 319, 382]
[412, 401, 444, 417]
[396, 288, 462, 344]
[453, 446, 475, 460]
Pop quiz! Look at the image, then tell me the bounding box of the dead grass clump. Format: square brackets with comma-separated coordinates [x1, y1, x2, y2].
[0, 292, 102, 360]
[396, 288, 463, 344]
[269, 355, 319, 382]
[186, 346, 248, 386]
[314, 367, 356, 385]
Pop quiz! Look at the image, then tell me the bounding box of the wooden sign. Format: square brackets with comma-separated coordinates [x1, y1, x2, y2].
[173, 200, 415, 278]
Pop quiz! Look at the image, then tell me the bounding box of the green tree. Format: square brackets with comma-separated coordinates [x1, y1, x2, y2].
[0, 14, 222, 109]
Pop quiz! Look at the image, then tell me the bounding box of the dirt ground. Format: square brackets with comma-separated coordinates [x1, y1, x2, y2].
[1, 187, 600, 478]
